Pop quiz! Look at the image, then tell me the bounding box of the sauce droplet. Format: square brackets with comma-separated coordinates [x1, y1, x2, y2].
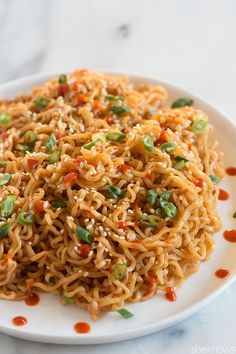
[218, 189, 229, 201]
[225, 166, 236, 176]
[165, 287, 177, 302]
[25, 292, 40, 306]
[12, 316, 27, 326]
[223, 229, 236, 242]
[74, 322, 90, 334]
[215, 268, 229, 278]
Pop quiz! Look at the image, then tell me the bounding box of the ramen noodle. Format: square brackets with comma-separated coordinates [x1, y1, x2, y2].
[0, 70, 223, 319]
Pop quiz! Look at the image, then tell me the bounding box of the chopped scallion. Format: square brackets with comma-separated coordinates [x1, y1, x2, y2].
[209, 175, 221, 184]
[161, 190, 171, 201]
[113, 263, 127, 280]
[61, 295, 74, 304]
[52, 200, 67, 209]
[0, 161, 7, 167]
[159, 199, 177, 218]
[1, 195, 17, 218]
[106, 131, 126, 142]
[33, 96, 50, 110]
[106, 95, 124, 102]
[0, 112, 10, 125]
[58, 74, 67, 84]
[111, 105, 129, 116]
[146, 189, 158, 206]
[139, 215, 158, 228]
[171, 98, 193, 108]
[46, 133, 56, 151]
[142, 135, 154, 153]
[192, 119, 208, 134]
[0, 174, 11, 186]
[24, 131, 37, 146]
[108, 185, 123, 199]
[161, 142, 176, 153]
[116, 308, 134, 318]
[83, 141, 96, 150]
[17, 211, 35, 225]
[49, 151, 60, 164]
[76, 226, 93, 244]
[0, 222, 11, 239]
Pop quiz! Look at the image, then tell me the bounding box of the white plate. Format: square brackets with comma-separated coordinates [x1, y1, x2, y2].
[0, 72, 235, 345]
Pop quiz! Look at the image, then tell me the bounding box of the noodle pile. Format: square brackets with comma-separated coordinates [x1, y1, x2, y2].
[0, 70, 223, 319]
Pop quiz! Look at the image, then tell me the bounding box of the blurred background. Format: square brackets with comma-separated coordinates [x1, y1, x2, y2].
[0, 0, 236, 119]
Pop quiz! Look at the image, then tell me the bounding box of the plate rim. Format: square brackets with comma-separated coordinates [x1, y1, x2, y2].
[0, 70, 235, 345]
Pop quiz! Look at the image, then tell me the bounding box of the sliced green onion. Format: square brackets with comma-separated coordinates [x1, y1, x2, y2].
[46, 133, 56, 151]
[0, 112, 10, 125]
[58, 74, 67, 84]
[83, 141, 96, 150]
[116, 308, 134, 318]
[61, 295, 74, 304]
[142, 135, 154, 153]
[113, 263, 127, 280]
[0, 161, 7, 167]
[149, 107, 156, 115]
[156, 208, 166, 218]
[159, 199, 177, 218]
[106, 131, 126, 142]
[16, 144, 31, 153]
[161, 190, 171, 201]
[171, 98, 193, 108]
[24, 131, 37, 146]
[106, 95, 124, 102]
[139, 215, 158, 228]
[146, 189, 158, 206]
[49, 151, 60, 164]
[111, 105, 129, 116]
[1, 195, 17, 218]
[174, 156, 189, 171]
[209, 175, 221, 184]
[17, 211, 35, 225]
[33, 96, 50, 110]
[92, 133, 106, 143]
[52, 200, 67, 209]
[233, 212, 236, 218]
[0, 174, 11, 186]
[108, 185, 123, 199]
[161, 142, 176, 153]
[0, 222, 11, 239]
[192, 119, 208, 134]
[76, 226, 93, 244]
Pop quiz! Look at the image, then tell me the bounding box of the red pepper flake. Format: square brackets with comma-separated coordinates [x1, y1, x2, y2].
[225, 166, 236, 176]
[35, 200, 45, 214]
[215, 268, 229, 278]
[93, 99, 101, 109]
[117, 221, 127, 231]
[144, 273, 157, 296]
[188, 143, 193, 151]
[218, 189, 229, 201]
[120, 164, 133, 174]
[80, 244, 92, 258]
[71, 81, 78, 91]
[63, 171, 79, 184]
[194, 177, 205, 188]
[55, 131, 62, 140]
[157, 131, 169, 144]
[147, 172, 155, 184]
[77, 93, 88, 105]
[133, 218, 141, 228]
[73, 157, 83, 165]
[104, 115, 113, 124]
[74, 322, 90, 334]
[58, 83, 68, 96]
[27, 158, 37, 171]
[1, 131, 9, 141]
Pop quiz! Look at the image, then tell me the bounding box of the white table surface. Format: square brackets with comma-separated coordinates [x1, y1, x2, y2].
[0, 0, 235, 353]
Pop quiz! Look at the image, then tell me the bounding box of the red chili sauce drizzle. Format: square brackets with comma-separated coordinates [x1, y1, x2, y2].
[74, 322, 90, 334]
[215, 269, 229, 278]
[165, 287, 177, 302]
[25, 292, 40, 306]
[12, 316, 27, 326]
[223, 230, 236, 242]
[225, 167, 236, 176]
[218, 189, 229, 201]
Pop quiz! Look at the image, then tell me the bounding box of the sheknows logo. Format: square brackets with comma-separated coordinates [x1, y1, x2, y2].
[191, 345, 236, 354]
